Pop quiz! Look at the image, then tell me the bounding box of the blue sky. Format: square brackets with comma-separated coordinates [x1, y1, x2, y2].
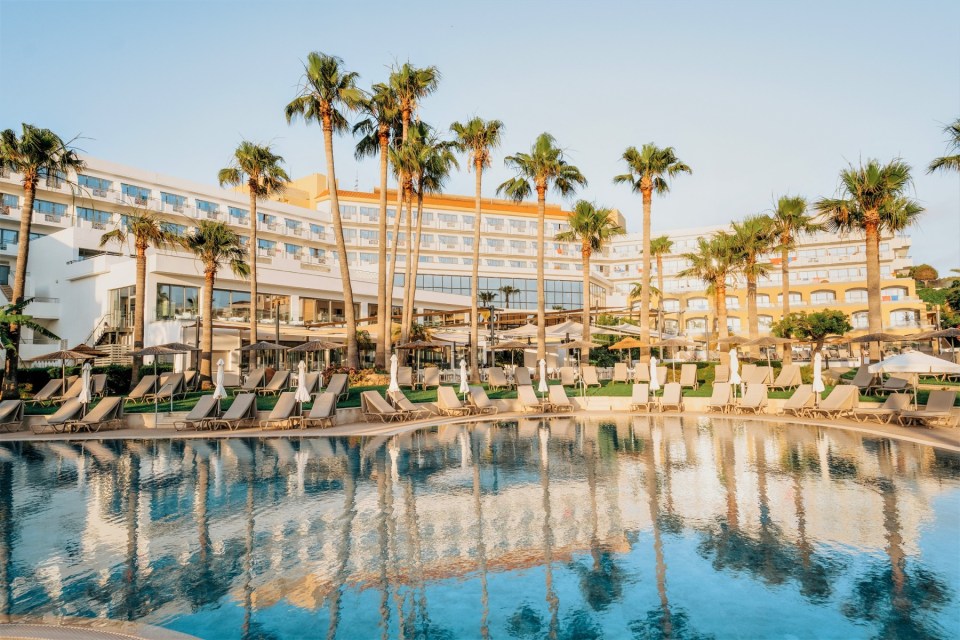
[2, 0, 958, 269]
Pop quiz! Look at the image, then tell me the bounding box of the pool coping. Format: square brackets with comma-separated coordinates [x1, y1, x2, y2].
[0, 616, 198, 640]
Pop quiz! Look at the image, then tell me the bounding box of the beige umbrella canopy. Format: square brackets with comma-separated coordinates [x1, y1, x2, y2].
[29, 349, 98, 396]
[288, 339, 343, 352]
[563, 340, 602, 350]
[910, 327, 960, 340]
[610, 337, 648, 350]
[492, 340, 531, 351]
[70, 344, 108, 357]
[660, 337, 696, 348]
[744, 336, 793, 347]
[846, 332, 903, 343]
[717, 335, 750, 346]
[395, 340, 450, 350]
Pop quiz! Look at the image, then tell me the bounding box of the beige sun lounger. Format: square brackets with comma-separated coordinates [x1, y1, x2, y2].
[31, 398, 83, 434]
[0, 400, 24, 432]
[183, 369, 198, 391]
[437, 386, 473, 417]
[633, 365, 650, 384]
[679, 363, 698, 390]
[581, 366, 601, 388]
[387, 390, 432, 419]
[206, 393, 257, 431]
[257, 370, 290, 396]
[29, 377, 77, 406]
[125, 375, 158, 405]
[780, 384, 815, 417]
[301, 392, 337, 428]
[739, 363, 757, 384]
[850, 365, 876, 393]
[468, 386, 499, 415]
[233, 367, 266, 395]
[361, 390, 404, 422]
[514, 367, 532, 387]
[714, 365, 729, 385]
[769, 365, 802, 390]
[706, 384, 733, 413]
[656, 366, 668, 386]
[518, 385, 550, 413]
[746, 366, 773, 385]
[52, 378, 86, 405]
[64, 396, 124, 433]
[630, 383, 653, 412]
[421, 368, 441, 390]
[559, 367, 577, 387]
[486, 367, 509, 391]
[548, 385, 575, 412]
[291, 372, 321, 395]
[853, 393, 911, 424]
[877, 376, 910, 395]
[398, 367, 415, 389]
[325, 373, 349, 402]
[145, 373, 184, 403]
[91, 373, 108, 398]
[613, 363, 629, 384]
[174, 394, 219, 431]
[736, 384, 768, 414]
[807, 385, 859, 418]
[258, 392, 298, 430]
[659, 382, 683, 412]
[897, 390, 958, 427]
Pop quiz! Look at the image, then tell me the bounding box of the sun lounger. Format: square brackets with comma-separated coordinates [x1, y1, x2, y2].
[548, 385, 575, 412]
[233, 367, 266, 395]
[740, 364, 757, 384]
[398, 367, 415, 389]
[144, 373, 184, 403]
[679, 364, 698, 390]
[31, 399, 83, 434]
[613, 363, 629, 384]
[257, 370, 290, 396]
[769, 365, 802, 390]
[807, 385, 859, 419]
[91, 374, 108, 398]
[291, 372, 320, 395]
[714, 365, 729, 385]
[437, 386, 473, 416]
[581, 366, 601, 388]
[159, 372, 172, 387]
[301, 392, 337, 428]
[630, 383, 654, 412]
[52, 378, 86, 405]
[183, 370, 198, 391]
[421, 368, 441, 390]
[361, 390, 404, 422]
[897, 390, 958, 427]
[780, 384, 815, 417]
[746, 366, 773, 385]
[633, 365, 650, 384]
[258, 392, 298, 430]
[468, 386, 499, 415]
[28, 377, 76, 406]
[736, 384, 768, 414]
[0, 400, 24, 432]
[174, 394, 219, 431]
[206, 393, 257, 431]
[125, 375, 158, 405]
[486, 367, 510, 391]
[514, 367, 532, 387]
[64, 396, 124, 433]
[706, 384, 733, 413]
[849, 365, 876, 394]
[518, 385, 550, 413]
[659, 382, 683, 412]
[656, 366, 668, 386]
[387, 390, 432, 420]
[876, 376, 910, 395]
[559, 367, 577, 387]
[325, 373, 349, 402]
[853, 393, 911, 424]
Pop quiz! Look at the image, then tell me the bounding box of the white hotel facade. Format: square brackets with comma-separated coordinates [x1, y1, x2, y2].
[0, 156, 927, 371]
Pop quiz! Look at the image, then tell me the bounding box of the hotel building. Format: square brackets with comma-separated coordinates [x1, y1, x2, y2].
[0, 157, 927, 370]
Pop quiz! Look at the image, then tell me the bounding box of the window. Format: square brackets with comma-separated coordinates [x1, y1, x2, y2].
[438, 213, 458, 227]
[156, 284, 199, 320]
[686, 317, 707, 332]
[419, 255, 433, 263]
[725, 295, 740, 309]
[258, 239, 276, 254]
[360, 229, 378, 244]
[109, 285, 135, 328]
[310, 223, 325, 235]
[78, 175, 112, 192]
[360, 206, 378, 221]
[34, 200, 67, 218]
[845, 288, 868, 303]
[777, 292, 802, 305]
[758, 315, 773, 329]
[285, 219, 303, 234]
[161, 222, 187, 235]
[810, 290, 836, 304]
[851, 311, 869, 329]
[0, 229, 18, 246]
[439, 256, 457, 264]
[756, 294, 770, 308]
[889, 309, 919, 328]
[359, 252, 377, 264]
[727, 317, 742, 332]
[121, 183, 151, 203]
[338, 205, 357, 218]
[462, 215, 475, 228]
[688, 297, 709, 311]
[486, 259, 505, 267]
[76, 207, 112, 226]
[284, 243, 302, 258]
[662, 299, 680, 312]
[881, 287, 908, 301]
[160, 192, 186, 211]
[510, 260, 527, 269]
[196, 199, 220, 216]
[1, 194, 18, 210]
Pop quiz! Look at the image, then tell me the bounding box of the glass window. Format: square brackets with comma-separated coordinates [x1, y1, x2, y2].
[161, 192, 186, 208]
[0, 229, 18, 245]
[845, 288, 868, 303]
[1, 194, 18, 209]
[889, 309, 919, 327]
[881, 287, 908, 301]
[851, 311, 869, 329]
[34, 200, 67, 217]
[810, 290, 836, 304]
[121, 183, 151, 202]
[161, 222, 186, 235]
[756, 294, 771, 307]
[196, 199, 220, 213]
[78, 174, 112, 191]
[310, 223, 324, 235]
[76, 207, 113, 225]
[688, 297, 709, 311]
[229, 206, 248, 220]
[725, 295, 740, 309]
[777, 292, 802, 305]
[156, 284, 199, 320]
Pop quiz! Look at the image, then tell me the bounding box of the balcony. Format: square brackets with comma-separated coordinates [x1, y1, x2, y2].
[203, 210, 222, 221]
[0, 204, 16, 217]
[440, 220, 460, 230]
[44, 177, 64, 189]
[290, 227, 304, 237]
[440, 243, 459, 252]
[258, 222, 279, 232]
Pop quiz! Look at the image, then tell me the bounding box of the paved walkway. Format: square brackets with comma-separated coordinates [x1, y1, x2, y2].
[0, 617, 196, 640]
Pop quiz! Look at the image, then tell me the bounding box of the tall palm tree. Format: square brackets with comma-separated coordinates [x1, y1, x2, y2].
[498, 285, 519, 309]
[815, 160, 924, 360]
[99, 209, 177, 387]
[217, 141, 289, 348]
[353, 83, 400, 369]
[768, 196, 823, 364]
[555, 200, 625, 354]
[628, 282, 659, 322]
[451, 117, 504, 382]
[614, 144, 691, 355]
[0, 124, 84, 398]
[183, 221, 249, 384]
[498, 133, 587, 360]
[680, 232, 737, 348]
[285, 52, 364, 368]
[649, 235, 673, 331]
[478, 291, 496, 306]
[731, 214, 776, 345]
[928, 118, 960, 174]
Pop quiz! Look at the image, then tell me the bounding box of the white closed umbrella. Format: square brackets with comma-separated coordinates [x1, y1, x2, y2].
[387, 353, 400, 394]
[294, 360, 311, 404]
[77, 362, 92, 415]
[458, 358, 469, 398]
[212, 359, 226, 413]
[538, 359, 549, 397]
[812, 352, 825, 406]
[649, 356, 660, 393]
[728, 348, 742, 399]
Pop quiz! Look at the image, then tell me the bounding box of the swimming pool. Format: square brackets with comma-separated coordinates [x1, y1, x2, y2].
[1, 416, 958, 639]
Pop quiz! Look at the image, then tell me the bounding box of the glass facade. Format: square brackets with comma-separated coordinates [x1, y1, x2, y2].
[77, 207, 113, 226]
[78, 174, 112, 191]
[109, 285, 136, 328]
[393, 274, 588, 310]
[156, 284, 199, 320]
[34, 200, 67, 218]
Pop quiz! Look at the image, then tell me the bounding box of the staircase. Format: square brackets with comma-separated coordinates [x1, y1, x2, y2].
[0, 285, 12, 302]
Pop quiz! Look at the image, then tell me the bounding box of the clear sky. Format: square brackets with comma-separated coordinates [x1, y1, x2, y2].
[2, 0, 958, 270]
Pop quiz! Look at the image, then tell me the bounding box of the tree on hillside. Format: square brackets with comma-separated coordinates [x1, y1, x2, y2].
[908, 264, 939, 287]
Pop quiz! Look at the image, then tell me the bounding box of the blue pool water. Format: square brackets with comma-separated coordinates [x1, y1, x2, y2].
[1, 416, 958, 639]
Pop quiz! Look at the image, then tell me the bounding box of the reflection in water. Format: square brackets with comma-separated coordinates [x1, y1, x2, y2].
[0, 417, 958, 639]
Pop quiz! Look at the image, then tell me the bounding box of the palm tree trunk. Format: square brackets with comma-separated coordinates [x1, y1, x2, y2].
[864, 216, 883, 361]
[400, 186, 414, 353]
[385, 185, 405, 357]
[200, 269, 215, 383]
[469, 165, 483, 383]
[781, 237, 792, 365]
[657, 254, 665, 335]
[640, 188, 653, 359]
[716, 281, 729, 366]
[375, 133, 390, 370]
[746, 268, 759, 346]
[322, 115, 360, 369]
[2, 180, 36, 399]
[582, 246, 592, 360]
[404, 190, 426, 340]
[131, 244, 146, 388]
[536, 184, 547, 361]
[248, 188, 259, 348]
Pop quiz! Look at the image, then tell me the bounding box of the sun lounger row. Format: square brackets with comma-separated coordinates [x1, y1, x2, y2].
[30, 397, 124, 434]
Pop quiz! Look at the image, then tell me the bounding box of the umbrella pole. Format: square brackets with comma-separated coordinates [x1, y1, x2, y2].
[153, 360, 158, 417]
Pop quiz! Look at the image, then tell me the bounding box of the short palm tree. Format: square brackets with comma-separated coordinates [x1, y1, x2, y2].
[285, 52, 364, 368]
[815, 159, 924, 359]
[680, 232, 737, 348]
[0, 124, 84, 398]
[100, 209, 177, 387]
[478, 291, 497, 306]
[217, 141, 289, 348]
[499, 285, 519, 309]
[614, 144, 691, 353]
[498, 133, 587, 360]
[451, 116, 504, 382]
[353, 82, 400, 369]
[183, 221, 250, 383]
[649, 235, 673, 329]
[928, 118, 960, 174]
[556, 200, 625, 353]
[731, 214, 777, 344]
[768, 195, 823, 363]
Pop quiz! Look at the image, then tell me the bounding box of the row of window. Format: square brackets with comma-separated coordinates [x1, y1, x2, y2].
[339, 204, 568, 234]
[657, 286, 911, 312]
[675, 309, 921, 332]
[390, 274, 595, 310]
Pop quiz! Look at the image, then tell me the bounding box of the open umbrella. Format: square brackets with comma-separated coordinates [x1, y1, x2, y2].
[492, 339, 530, 367]
[77, 362, 92, 416]
[212, 359, 226, 413]
[459, 358, 469, 399]
[28, 349, 97, 396]
[660, 336, 696, 374]
[294, 360, 311, 414]
[609, 337, 648, 367]
[744, 335, 794, 369]
[388, 353, 400, 394]
[717, 335, 750, 346]
[868, 351, 960, 408]
[288, 339, 342, 371]
[846, 332, 903, 364]
[397, 340, 449, 376]
[649, 356, 661, 394]
[129, 345, 186, 414]
[70, 344, 108, 357]
[812, 352, 825, 406]
[238, 340, 288, 370]
[538, 359, 549, 399]
[728, 348, 742, 399]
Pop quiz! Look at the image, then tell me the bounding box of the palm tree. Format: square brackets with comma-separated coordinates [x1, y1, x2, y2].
[478, 291, 496, 306]
[451, 117, 504, 382]
[555, 200, 625, 353]
[628, 282, 659, 322]
[285, 52, 364, 369]
[815, 159, 924, 360]
[217, 141, 289, 349]
[100, 209, 177, 387]
[0, 299, 58, 357]
[353, 83, 400, 369]
[928, 118, 960, 174]
[498, 133, 587, 360]
[614, 144, 691, 355]
[498, 285, 519, 309]
[649, 235, 673, 331]
[0, 124, 84, 398]
[183, 221, 249, 384]
[768, 196, 823, 364]
[680, 232, 737, 348]
[731, 214, 777, 345]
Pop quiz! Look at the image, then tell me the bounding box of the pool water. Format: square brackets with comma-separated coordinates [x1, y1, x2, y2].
[1, 417, 958, 639]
